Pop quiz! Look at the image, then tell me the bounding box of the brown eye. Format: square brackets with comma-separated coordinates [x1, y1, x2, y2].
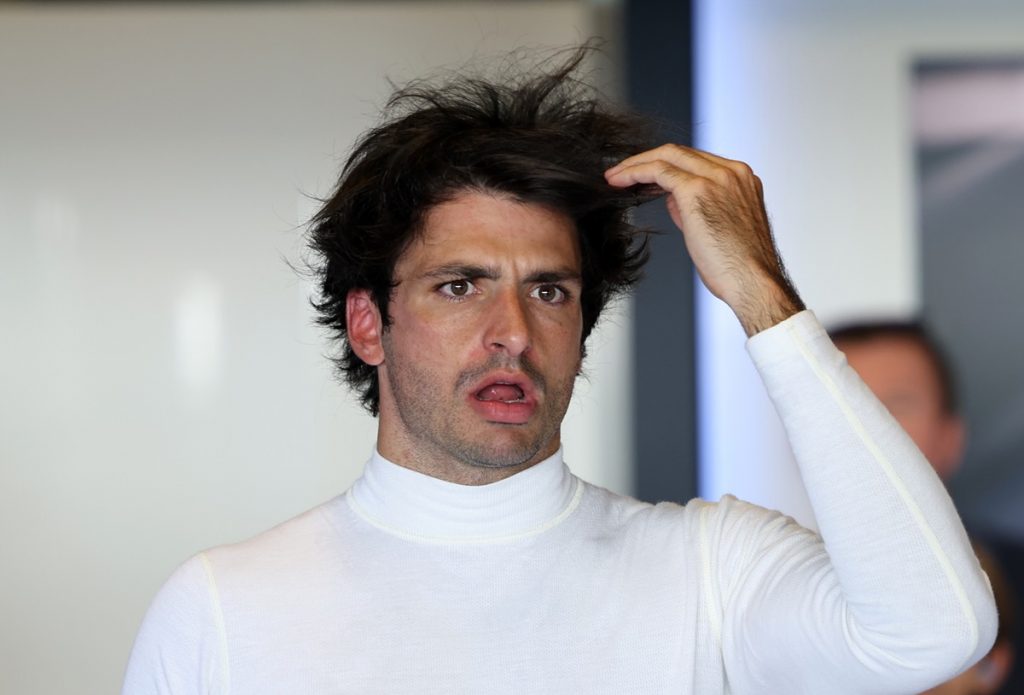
[532, 285, 566, 303]
[440, 279, 475, 298]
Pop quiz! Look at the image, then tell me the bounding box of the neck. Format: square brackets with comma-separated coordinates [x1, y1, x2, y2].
[347, 447, 580, 542]
[376, 436, 560, 486]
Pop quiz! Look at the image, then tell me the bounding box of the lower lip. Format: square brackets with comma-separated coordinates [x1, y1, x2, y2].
[468, 396, 537, 424]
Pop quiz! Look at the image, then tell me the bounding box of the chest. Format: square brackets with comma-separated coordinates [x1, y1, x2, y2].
[220, 536, 724, 694]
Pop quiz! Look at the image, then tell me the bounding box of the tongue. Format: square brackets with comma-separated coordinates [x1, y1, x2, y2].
[476, 384, 525, 402]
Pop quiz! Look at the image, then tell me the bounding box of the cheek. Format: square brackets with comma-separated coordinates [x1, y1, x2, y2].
[383, 310, 441, 360]
[893, 415, 943, 461]
[539, 305, 584, 342]
[895, 414, 928, 441]
[395, 326, 459, 368]
[545, 330, 584, 382]
[396, 298, 486, 339]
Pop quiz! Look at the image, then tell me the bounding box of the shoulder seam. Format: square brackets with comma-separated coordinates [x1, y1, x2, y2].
[198, 552, 231, 694]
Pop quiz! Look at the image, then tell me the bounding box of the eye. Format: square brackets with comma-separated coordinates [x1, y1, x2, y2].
[438, 279, 476, 299]
[531, 284, 568, 304]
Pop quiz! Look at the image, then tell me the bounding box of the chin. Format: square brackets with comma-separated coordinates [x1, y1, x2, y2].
[452, 432, 553, 470]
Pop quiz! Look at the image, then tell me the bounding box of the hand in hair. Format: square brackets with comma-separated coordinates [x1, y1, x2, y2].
[605, 144, 804, 336]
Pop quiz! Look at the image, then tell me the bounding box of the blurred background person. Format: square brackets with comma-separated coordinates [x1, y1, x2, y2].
[831, 320, 1019, 694]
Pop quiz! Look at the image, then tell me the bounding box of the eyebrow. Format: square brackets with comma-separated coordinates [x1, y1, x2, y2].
[420, 264, 582, 284]
[421, 264, 500, 281]
[525, 269, 582, 284]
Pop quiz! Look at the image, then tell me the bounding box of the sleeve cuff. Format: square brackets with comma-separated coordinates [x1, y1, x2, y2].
[744, 310, 838, 372]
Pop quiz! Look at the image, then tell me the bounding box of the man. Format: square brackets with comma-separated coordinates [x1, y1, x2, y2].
[831, 321, 1018, 695]
[123, 51, 996, 694]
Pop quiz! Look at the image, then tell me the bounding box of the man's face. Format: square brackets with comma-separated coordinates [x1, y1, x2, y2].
[365, 190, 584, 484]
[838, 336, 964, 481]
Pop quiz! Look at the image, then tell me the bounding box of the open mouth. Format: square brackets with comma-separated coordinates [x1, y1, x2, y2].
[475, 382, 526, 404]
[468, 376, 536, 424]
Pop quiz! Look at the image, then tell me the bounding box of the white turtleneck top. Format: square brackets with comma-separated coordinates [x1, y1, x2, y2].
[122, 312, 997, 694]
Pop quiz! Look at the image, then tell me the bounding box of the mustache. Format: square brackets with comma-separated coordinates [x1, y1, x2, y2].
[455, 354, 547, 394]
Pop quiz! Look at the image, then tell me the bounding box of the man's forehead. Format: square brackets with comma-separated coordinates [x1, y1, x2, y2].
[840, 336, 944, 392]
[420, 189, 576, 230]
[841, 335, 934, 365]
[398, 190, 582, 270]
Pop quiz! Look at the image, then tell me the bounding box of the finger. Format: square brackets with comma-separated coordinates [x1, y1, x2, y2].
[604, 159, 703, 195]
[605, 144, 719, 179]
[607, 144, 758, 189]
[610, 143, 741, 172]
[675, 146, 747, 172]
[604, 162, 691, 231]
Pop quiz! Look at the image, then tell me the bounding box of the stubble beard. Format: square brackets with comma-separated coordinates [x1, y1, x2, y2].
[381, 342, 577, 471]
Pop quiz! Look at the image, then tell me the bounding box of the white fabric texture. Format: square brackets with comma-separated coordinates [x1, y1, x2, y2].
[122, 311, 997, 694]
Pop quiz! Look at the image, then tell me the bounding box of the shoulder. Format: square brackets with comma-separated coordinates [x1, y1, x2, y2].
[122, 554, 228, 694]
[582, 484, 817, 553]
[572, 484, 820, 583]
[203, 495, 346, 573]
[123, 497, 348, 693]
[574, 482, 779, 545]
[579, 481, 784, 527]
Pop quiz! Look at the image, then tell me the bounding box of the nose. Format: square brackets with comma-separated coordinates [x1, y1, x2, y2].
[484, 289, 532, 357]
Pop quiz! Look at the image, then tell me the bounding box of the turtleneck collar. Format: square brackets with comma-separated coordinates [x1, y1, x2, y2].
[346, 448, 581, 543]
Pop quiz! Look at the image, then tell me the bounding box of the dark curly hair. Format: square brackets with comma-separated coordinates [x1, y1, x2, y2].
[307, 47, 657, 415]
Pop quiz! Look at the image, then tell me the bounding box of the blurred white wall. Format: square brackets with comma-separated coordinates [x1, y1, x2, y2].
[695, 0, 1024, 528]
[0, 4, 631, 693]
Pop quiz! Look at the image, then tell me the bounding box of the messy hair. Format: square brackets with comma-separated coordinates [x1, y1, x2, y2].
[307, 46, 656, 415]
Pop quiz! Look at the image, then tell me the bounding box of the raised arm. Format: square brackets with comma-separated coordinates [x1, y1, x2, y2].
[606, 146, 997, 691]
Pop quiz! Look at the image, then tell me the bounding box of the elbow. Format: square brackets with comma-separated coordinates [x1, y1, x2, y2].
[918, 577, 999, 684]
[912, 586, 999, 693]
[969, 578, 1000, 665]
[861, 580, 999, 689]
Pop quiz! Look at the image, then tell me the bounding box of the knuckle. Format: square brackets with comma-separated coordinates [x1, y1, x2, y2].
[732, 161, 755, 178]
[655, 143, 686, 161]
[729, 162, 758, 189]
[715, 161, 755, 189]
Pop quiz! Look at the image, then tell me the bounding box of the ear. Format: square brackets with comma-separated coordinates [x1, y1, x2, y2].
[346, 289, 385, 366]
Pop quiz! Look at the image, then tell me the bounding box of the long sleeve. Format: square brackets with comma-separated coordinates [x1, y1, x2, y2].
[122, 554, 228, 695]
[709, 311, 997, 693]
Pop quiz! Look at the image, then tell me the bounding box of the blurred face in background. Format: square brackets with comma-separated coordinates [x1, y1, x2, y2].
[837, 335, 965, 481]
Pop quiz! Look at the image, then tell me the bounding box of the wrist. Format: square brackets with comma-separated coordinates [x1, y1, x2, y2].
[729, 271, 805, 337]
